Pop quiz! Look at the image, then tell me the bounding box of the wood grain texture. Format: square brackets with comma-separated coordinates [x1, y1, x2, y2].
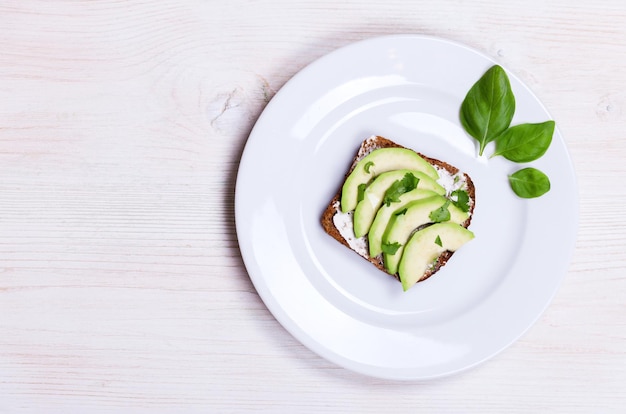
[0, 0, 625, 412]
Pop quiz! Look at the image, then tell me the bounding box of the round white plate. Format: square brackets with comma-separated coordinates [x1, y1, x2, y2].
[235, 35, 578, 380]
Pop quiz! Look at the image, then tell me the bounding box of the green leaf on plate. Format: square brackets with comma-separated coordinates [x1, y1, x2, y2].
[492, 121, 555, 162]
[508, 167, 551, 198]
[460, 65, 516, 156]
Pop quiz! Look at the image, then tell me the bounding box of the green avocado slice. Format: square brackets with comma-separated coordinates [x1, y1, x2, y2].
[382, 196, 469, 275]
[352, 170, 445, 238]
[398, 222, 474, 291]
[367, 188, 440, 257]
[340, 147, 439, 213]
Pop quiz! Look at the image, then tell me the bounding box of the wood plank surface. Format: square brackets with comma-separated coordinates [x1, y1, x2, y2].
[0, 1, 625, 412]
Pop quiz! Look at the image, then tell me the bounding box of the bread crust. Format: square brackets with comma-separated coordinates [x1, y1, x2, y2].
[320, 135, 475, 284]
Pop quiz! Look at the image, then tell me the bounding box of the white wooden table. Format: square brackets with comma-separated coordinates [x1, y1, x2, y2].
[1, 1, 624, 412]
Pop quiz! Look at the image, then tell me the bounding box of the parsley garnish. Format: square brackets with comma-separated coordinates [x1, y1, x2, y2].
[395, 208, 408, 216]
[429, 200, 451, 223]
[381, 241, 402, 255]
[364, 161, 374, 174]
[382, 173, 419, 207]
[434, 235, 443, 247]
[450, 189, 470, 212]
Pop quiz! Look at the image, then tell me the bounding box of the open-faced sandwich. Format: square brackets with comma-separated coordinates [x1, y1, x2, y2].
[321, 135, 476, 291]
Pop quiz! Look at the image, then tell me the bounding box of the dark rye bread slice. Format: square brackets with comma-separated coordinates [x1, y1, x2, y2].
[321, 135, 475, 284]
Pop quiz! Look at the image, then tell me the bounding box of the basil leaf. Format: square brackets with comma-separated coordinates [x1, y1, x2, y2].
[508, 168, 550, 198]
[460, 65, 516, 156]
[381, 241, 402, 255]
[492, 121, 555, 162]
[382, 173, 419, 206]
[429, 200, 451, 223]
[450, 189, 470, 212]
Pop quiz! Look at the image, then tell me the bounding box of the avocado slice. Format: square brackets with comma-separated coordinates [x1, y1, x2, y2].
[352, 170, 445, 238]
[340, 148, 439, 213]
[382, 196, 470, 274]
[367, 188, 440, 257]
[398, 222, 474, 291]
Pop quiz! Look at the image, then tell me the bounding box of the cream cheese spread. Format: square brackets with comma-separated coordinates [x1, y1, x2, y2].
[331, 201, 368, 257]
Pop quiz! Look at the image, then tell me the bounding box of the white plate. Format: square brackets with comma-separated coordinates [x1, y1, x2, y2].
[235, 35, 578, 380]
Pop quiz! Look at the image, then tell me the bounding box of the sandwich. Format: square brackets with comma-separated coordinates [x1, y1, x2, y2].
[321, 135, 476, 291]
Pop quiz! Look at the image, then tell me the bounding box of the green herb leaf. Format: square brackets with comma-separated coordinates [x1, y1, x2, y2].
[381, 241, 402, 255]
[508, 167, 551, 198]
[395, 208, 408, 216]
[429, 200, 451, 223]
[364, 161, 374, 174]
[357, 183, 367, 203]
[491, 121, 555, 162]
[450, 189, 470, 212]
[434, 235, 443, 247]
[460, 65, 516, 156]
[382, 173, 419, 206]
